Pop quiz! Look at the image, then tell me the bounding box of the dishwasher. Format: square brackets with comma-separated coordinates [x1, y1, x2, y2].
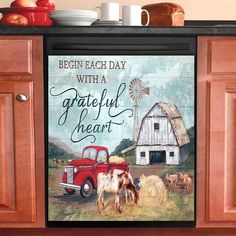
[46, 36, 196, 227]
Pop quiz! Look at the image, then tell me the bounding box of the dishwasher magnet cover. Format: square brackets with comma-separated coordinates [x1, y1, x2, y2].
[47, 55, 195, 226]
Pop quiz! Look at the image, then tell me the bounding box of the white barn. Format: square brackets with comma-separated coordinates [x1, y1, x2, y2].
[135, 102, 190, 165]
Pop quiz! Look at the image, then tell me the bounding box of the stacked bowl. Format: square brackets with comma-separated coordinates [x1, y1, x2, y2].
[50, 9, 98, 26]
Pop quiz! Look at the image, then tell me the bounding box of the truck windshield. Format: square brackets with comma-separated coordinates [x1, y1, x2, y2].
[82, 148, 97, 160]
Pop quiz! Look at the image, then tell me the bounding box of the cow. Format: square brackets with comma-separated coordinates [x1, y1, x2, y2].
[165, 173, 178, 187]
[183, 177, 192, 190]
[112, 169, 138, 204]
[179, 172, 189, 181]
[97, 170, 138, 213]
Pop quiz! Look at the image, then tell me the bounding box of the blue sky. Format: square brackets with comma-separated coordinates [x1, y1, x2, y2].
[48, 55, 194, 154]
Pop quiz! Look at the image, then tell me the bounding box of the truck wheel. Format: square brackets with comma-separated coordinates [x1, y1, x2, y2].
[80, 179, 93, 198]
[65, 188, 75, 195]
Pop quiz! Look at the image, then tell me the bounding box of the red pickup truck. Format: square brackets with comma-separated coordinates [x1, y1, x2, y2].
[59, 145, 130, 198]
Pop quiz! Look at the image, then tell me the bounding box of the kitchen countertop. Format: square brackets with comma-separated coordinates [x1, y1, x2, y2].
[1, 21, 236, 35]
[0, 20, 236, 235]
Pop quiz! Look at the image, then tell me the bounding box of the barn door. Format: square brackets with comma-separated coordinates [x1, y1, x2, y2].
[149, 151, 166, 164]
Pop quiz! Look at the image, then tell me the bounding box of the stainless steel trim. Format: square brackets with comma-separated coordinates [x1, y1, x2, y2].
[59, 183, 81, 191]
[66, 166, 74, 184]
[79, 166, 93, 168]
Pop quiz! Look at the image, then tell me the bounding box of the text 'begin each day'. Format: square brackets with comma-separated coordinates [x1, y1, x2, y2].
[58, 60, 126, 70]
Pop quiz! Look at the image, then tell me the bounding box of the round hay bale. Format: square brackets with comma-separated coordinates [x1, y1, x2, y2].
[139, 175, 167, 207]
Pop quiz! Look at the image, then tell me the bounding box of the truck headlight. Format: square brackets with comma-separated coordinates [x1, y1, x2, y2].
[74, 167, 78, 173]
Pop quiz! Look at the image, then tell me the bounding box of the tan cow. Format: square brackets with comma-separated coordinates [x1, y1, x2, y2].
[165, 173, 178, 187]
[183, 177, 192, 190]
[179, 172, 189, 181]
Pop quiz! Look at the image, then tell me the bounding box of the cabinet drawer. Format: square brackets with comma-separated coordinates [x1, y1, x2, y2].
[208, 39, 236, 74]
[0, 39, 32, 74]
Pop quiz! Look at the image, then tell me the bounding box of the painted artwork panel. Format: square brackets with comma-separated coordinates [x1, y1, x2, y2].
[48, 55, 195, 223]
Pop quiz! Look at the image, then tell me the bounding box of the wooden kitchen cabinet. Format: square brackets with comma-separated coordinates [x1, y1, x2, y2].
[197, 36, 236, 227]
[0, 36, 44, 227]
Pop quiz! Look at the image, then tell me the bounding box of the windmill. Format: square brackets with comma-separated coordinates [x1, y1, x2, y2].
[129, 78, 150, 142]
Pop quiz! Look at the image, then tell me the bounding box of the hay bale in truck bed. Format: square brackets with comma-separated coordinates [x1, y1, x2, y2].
[139, 175, 167, 207]
[109, 155, 125, 163]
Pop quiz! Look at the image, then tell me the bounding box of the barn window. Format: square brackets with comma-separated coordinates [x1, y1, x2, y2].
[140, 152, 146, 157]
[170, 152, 175, 157]
[154, 123, 160, 131]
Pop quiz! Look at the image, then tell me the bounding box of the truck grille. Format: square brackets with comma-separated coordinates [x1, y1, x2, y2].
[66, 167, 74, 184]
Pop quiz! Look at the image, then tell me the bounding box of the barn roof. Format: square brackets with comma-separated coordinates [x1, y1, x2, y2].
[137, 102, 190, 146]
[121, 145, 136, 154]
[158, 102, 181, 118]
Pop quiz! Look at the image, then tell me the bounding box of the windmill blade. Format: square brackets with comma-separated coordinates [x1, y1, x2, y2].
[136, 93, 144, 102]
[129, 78, 145, 101]
[129, 78, 149, 142]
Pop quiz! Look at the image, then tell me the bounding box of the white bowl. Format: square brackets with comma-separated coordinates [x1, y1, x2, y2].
[50, 14, 98, 26]
[51, 9, 98, 17]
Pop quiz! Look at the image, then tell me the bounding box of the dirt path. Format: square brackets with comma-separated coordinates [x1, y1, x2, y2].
[130, 163, 166, 178]
[49, 164, 165, 197]
[49, 163, 193, 209]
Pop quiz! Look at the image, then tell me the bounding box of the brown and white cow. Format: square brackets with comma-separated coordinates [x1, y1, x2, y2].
[97, 170, 138, 213]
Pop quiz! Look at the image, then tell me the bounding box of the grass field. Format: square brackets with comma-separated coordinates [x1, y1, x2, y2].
[49, 192, 194, 221]
[48, 156, 195, 222]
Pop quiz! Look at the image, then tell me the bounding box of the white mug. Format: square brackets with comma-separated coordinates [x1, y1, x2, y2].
[122, 5, 150, 26]
[96, 2, 119, 22]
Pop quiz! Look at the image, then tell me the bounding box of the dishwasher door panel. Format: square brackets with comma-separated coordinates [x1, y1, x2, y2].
[46, 37, 196, 227]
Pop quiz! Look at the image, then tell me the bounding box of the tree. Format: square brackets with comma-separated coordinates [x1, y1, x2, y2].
[111, 139, 134, 156]
[188, 126, 195, 155]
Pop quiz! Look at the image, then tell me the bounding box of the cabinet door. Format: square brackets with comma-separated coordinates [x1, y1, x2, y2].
[0, 81, 35, 222]
[0, 36, 44, 227]
[197, 36, 236, 227]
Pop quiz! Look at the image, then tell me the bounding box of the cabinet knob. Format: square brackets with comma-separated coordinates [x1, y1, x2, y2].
[16, 94, 29, 102]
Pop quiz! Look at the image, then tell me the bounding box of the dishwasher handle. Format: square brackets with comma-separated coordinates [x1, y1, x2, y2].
[51, 43, 190, 51]
[46, 36, 196, 55]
